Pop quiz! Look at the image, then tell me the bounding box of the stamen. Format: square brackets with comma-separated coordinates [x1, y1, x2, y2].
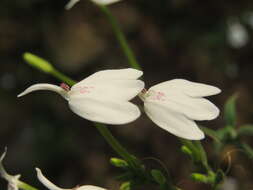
[139, 88, 148, 101]
[141, 88, 147, 94]
[60, 83, 70, 91]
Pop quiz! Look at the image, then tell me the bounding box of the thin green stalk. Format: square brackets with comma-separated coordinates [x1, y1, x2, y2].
[95, 123, 140, 169]
[193, 141, 211, 172]
[239, 143, 253, 160]
[18, 181, 38, 190]
[98, 5, 141, 70]
[181, 139, 212, 172]
[51, 69, 76, 86]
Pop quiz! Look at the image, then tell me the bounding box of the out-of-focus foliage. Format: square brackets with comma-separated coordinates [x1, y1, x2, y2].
[1, 0, 253, 190]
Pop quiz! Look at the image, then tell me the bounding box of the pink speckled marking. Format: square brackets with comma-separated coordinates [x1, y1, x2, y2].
[76, 86, 94, 94]
[150, 91, 166, 101]
[60, 83, 70, 91]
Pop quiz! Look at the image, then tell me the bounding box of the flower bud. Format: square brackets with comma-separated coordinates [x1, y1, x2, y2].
[23, 52, 54, 74]
[110, 158, 128, 168]
[191, 173, 209, 183]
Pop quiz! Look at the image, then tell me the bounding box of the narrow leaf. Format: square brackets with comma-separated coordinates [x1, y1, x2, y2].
[199, 126, 221, 143]
[237, 125, 253, 137]
[151, 169, 167, 185]
[224, 94, 238, 127]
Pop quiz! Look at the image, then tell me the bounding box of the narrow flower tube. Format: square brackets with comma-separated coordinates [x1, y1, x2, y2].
[140, 79, 221, 140]
[65, 0, 122, 10]
[18, 68, 144, 125]
[36, 168, 106, 190]
[0, 148, 21, 190]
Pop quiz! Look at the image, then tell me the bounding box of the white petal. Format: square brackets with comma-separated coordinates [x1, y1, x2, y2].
[74, 69, 143, 85]
[65, 0, 80, 10]
[70, 79, 144, 101]
[0, 149, 21, 190]
[0, 148, 8, 178]
[35, 168, 67, 190]
[0, 147, 7, 163]
[150, 79, 221, 97]
[17, 84, 69, 100]
[8, 175, 20, 190]
[78, 186, 107, 190]
[69, 97, 140, 125]
[91, 0, 122, 5]
[146, 92, 219, 121]
[172, 96, 220, 121]
[144, 102, 204, 140]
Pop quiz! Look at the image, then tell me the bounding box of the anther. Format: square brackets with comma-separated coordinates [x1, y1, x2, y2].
[60, 83, 70, 91]
[141, 88, 147, 94]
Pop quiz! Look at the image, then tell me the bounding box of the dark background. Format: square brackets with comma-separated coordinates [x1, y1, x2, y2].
[0, 0, 253, 189]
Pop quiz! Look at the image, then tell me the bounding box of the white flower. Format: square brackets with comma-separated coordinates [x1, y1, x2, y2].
[65, 0, 122, 10]
[18, 69, 144, 125]
[36, 168, 106, 190]
[0, 148, 21, 190]
[140, 79, 221, 140]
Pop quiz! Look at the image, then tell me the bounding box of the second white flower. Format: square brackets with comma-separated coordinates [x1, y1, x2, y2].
[140, 79, 221, 140]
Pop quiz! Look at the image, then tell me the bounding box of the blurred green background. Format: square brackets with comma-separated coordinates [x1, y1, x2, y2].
[1, 0, 253, 189]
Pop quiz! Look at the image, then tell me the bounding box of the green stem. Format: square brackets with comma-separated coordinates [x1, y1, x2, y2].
[18, 181, 38, 190]
[239, 143, 253, 160]
[193, 141, 211, 172]
[98, 5, 141, 70]
[181, 140, 212, 172]
[95, 123, 140, 169]
[51, 69, 76, 86]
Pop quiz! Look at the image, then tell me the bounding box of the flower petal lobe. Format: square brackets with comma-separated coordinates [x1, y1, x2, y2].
[69, 97, 141, 125]
[144, 102, 205, 140]
[151, 79, 221, 97]
[71, 80, 144, 101]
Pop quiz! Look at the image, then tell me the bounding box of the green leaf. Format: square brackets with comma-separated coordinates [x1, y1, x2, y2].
[115, 172, 133, 181]
[120, 181, 132, 190]
[193, 141, 210, 171]
[110, 157, 129, 168]
[240, 143, 253, 160]
[151, 169, 167, 185]
[191, 173, 209, 183]
[217, 127, 237, 142]
[199, 126, 221, 143]
[224, 94, 238, 127]
[181, 145, 193, 157]
[180, 140, 201, 163]
[214, 169, 225, 184]
[237, 125, 253, 137]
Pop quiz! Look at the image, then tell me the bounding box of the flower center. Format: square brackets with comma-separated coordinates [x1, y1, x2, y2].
[139, 89, 166, 102]
[147, 90, 166, 101]
[74, 86, 94, 94]
[60, 83, 70, 92]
